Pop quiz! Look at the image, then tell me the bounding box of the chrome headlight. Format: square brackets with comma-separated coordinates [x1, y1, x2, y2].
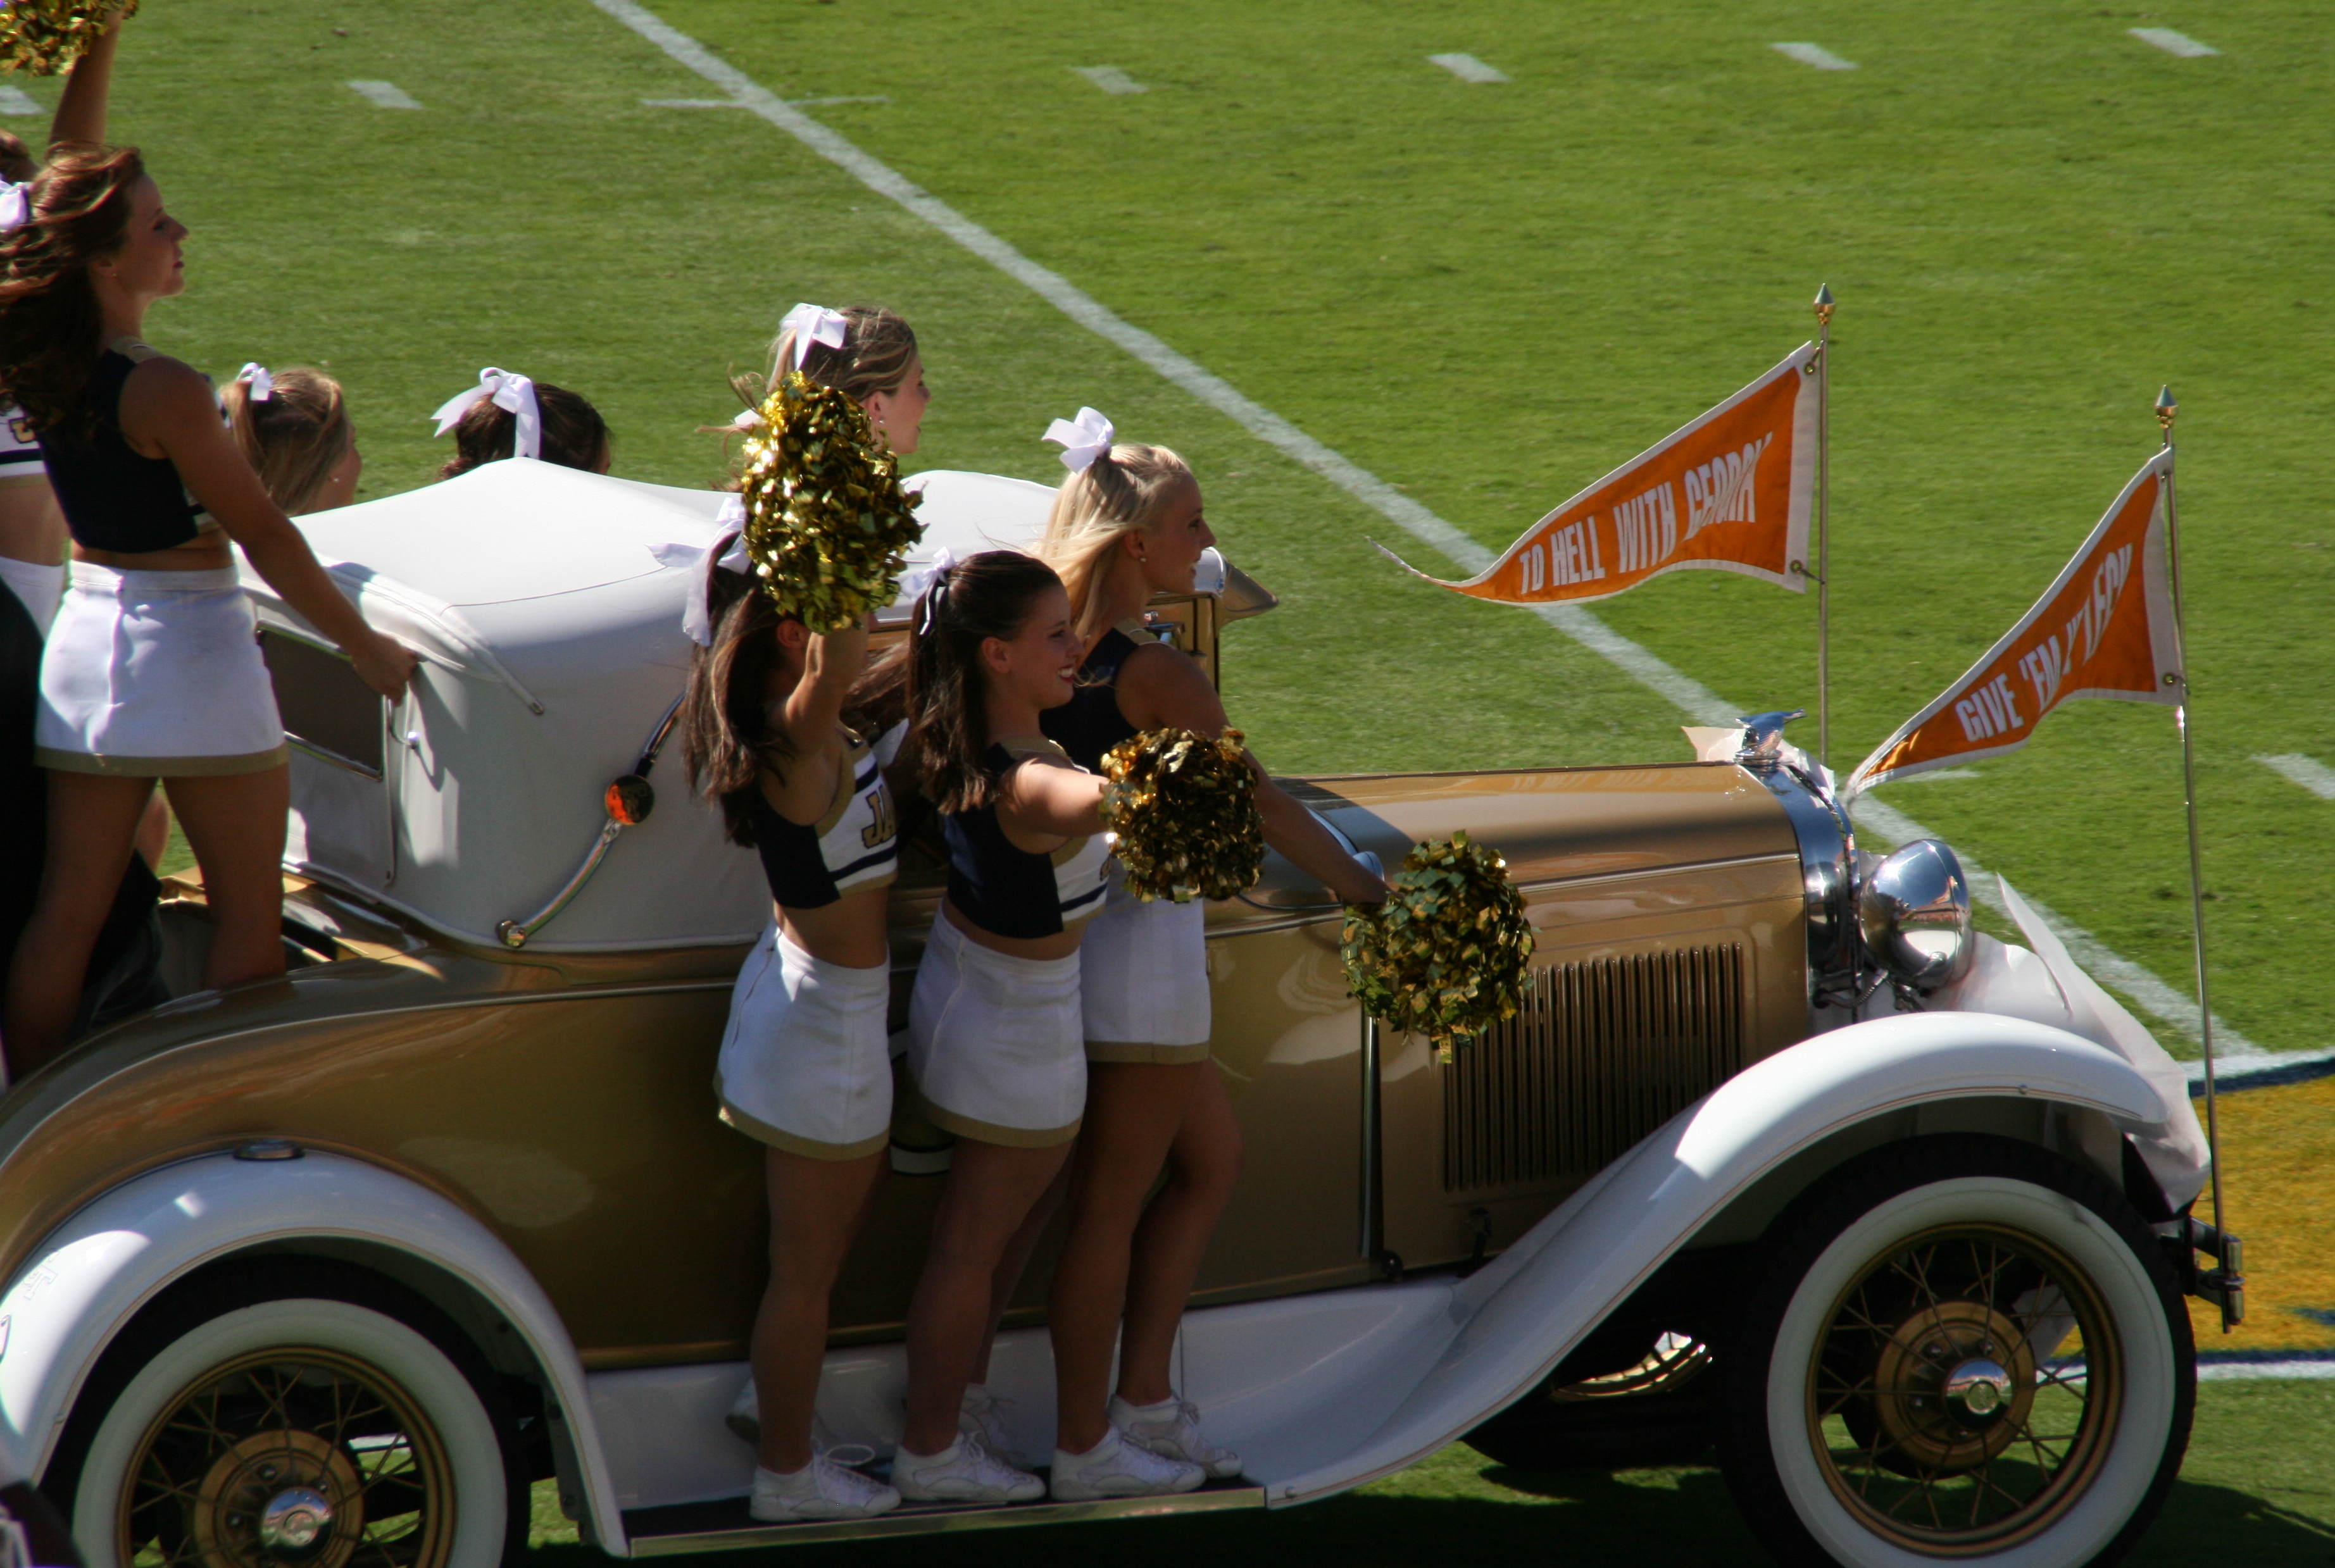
[1858, 839, 1974, 991]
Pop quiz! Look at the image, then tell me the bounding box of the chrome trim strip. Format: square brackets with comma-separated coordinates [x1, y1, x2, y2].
[285, 737, 382, 781]
[624, 1483, 1267, 1555]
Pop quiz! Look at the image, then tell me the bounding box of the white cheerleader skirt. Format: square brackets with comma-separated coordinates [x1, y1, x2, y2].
[1079, 868, 1212, 1064]
[906, 911, 1085, 1147]
[715, 924, 893, 1160]
[35, 563, 287, 777]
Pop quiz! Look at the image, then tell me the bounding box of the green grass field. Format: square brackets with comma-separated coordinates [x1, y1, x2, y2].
[101, 0, 2331, 1062]
[53, 0, 2331, 1552]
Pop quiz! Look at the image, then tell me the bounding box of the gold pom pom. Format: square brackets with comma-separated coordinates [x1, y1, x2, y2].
[1099, 727, 1265, 903]
[737, 371, 922, 632]
[0, 1, 133, 75]
[1341, 830, 1534, 1061]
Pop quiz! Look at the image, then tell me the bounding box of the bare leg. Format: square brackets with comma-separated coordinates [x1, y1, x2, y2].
[970, 1156, 1070, 1386]
[752, 1146, 888, 1474]
[1117, 1060, 1244, 1408]
[163, 768, 290, 991]
[1048, 1061, 1203, 1455]
[4, 771, 151, 1074]
[901, 1138, 1070, 1457]
[133, 791, 170, 872]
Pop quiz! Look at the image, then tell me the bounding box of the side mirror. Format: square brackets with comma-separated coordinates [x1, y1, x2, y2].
[1858, 838, 1974, 991]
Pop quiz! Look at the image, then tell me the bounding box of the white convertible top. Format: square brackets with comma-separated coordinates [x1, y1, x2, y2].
[242, 459, 1058, 952]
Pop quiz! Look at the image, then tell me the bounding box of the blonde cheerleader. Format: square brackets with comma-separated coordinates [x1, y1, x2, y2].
[1033, 409, 1387, 1479]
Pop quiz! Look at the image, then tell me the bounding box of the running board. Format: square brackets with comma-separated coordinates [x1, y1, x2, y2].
[623, 1479, 1267, 1553]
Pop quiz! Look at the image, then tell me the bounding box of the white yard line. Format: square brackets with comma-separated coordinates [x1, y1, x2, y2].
[2257, 753, 2335, 801]
[2198, 1358, 2335, 1381]
[1428, 53, 1510, 84]
[1771, 42, 1858, 72]
[2130, 27, 2220, 58]
[0, 85, 41, 116]
[645, 94, 889, 108]
[1073, 66, 1148, 96]
[591, 0, 2285, 1062]
[346, 80, 422, 109]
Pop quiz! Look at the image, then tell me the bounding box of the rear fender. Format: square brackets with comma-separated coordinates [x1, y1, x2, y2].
[1266, 1011, 2179, 1503]
[0, 1150, 627, 1551]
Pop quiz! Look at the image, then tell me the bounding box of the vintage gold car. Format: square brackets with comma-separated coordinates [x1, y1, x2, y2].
[0, 460, 2236, 1568]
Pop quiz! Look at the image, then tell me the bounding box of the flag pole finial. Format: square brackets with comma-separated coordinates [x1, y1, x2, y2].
[2155, 384, 2177, 444]
[1813, 282, 1835, 327]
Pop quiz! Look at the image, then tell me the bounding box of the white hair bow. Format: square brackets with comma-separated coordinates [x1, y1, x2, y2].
[778, 302, 850, 371]
[1043, 407, 1115, 473]
[900, 547, 956, 633]
[430, 367, 542, 461]
[0, 182, 28, 234]
[648, 496, 754, 648]
[236, 363, 275, 402]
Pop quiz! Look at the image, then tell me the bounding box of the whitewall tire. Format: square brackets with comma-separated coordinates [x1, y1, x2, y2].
[1718, 1135, 2194, 1568]
[53, 1264, 520, 1568]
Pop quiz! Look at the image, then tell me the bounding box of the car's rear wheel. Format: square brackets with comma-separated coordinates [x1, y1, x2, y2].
[1718, 1135, 2193, 1568]
[49, 1262, 523, 1568]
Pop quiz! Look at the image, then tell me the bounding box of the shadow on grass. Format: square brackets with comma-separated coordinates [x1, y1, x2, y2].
[520, 1464, 2335, 1568]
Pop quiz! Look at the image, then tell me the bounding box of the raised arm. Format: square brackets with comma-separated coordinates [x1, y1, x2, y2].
[998, 757, 1109, 843]
[1118, 640, 1389, 904]
[123, 358, 414, 699]
[49, 13, 122, 154]
[775, 619, 871, 754]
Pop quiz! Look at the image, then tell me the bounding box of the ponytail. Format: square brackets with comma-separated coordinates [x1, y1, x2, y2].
[901, 551, 1063, 814]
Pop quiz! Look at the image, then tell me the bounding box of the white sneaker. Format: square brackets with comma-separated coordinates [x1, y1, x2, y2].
[1111, 1395, 1245, 1479]
[892, 1437, 1046, 1506]
[959, 1384, 1016, 1464]
[1049, 1426, 1206, 1501]
[749, 1453, 901, 1522]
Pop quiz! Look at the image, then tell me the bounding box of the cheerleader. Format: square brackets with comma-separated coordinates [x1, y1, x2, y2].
[894, 551, 1204, 1505]
[430, 368, 610, 478]
[0, 6, 121, 633]
[0, 148, 415, 1075]
[221, 365, 361, 516]
[680, 302, 925, 1522]
[1032, 411, 1387, 1479]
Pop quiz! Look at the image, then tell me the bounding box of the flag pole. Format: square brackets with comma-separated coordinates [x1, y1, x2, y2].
[2158, 383, 2231, 1331]
[1813, 285, 1834, 770]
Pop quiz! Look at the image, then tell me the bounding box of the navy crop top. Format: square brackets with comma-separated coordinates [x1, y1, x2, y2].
[745, 735, 899, 909]
[35, 342, 214, 553]
[1039, 624, 1147, 772]
[942, 738, 1112, 939]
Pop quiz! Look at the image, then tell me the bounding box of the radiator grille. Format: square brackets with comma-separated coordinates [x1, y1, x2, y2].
[1442, 943, 1746, 1193]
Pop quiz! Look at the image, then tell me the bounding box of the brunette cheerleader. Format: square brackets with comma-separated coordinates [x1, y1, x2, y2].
[0, 148, 414, 1076]
[1033, 410, 1387, 1478]
[682, 302, 927, 1522]
[430, 367, 611, 477]
[894, 551, 1205, 1504]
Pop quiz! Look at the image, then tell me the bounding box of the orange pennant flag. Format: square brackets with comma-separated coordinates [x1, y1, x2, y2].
[1379, 344, 1819, 604]
[1845, 449, 2182, 797]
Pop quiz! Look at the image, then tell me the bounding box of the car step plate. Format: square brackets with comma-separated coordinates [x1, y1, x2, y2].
[625, 1478, 1267, 1553]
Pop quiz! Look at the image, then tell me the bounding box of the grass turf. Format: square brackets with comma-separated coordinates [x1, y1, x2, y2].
[98, 0, 2332, 1059]
[518, 1379, 2335, 1565]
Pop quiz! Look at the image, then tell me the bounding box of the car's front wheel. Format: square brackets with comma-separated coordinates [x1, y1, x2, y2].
[1718, 1134, 2193, 1568]
[49, 1261, 523, 1568]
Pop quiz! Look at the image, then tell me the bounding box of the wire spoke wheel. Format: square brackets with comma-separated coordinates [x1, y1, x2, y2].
[116, 1347, 456, 1568]
[1718, 1135, 2193, 1568]
[1808, 1223, 2115, 1555]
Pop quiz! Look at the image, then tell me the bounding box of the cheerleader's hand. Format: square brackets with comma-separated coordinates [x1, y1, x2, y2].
[351, 632, 420, 702]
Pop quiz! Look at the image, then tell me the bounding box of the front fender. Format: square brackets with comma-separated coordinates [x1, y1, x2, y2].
[0, 1150, 627, 1551]
[1269, 1011, 2177, 1504]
